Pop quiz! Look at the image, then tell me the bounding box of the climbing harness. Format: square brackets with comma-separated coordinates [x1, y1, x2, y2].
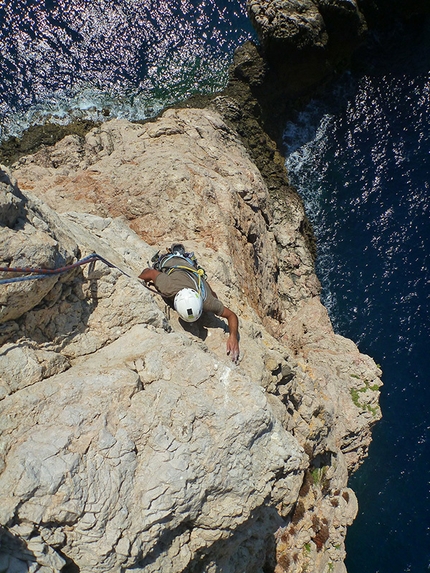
[166, 264, 207, 300]
[0, 253, 129, 285]
[151, 245, 208, 301]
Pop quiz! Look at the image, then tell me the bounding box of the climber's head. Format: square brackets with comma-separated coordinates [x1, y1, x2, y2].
[174, 288, 203, 322]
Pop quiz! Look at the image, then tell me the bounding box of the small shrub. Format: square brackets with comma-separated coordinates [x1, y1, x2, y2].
[350, 388, 362, 408]
[312, 523, 330, 552]
[311, 465, 328, 487]
[278, 554, 291, 570]
[291, 501, 306, 525]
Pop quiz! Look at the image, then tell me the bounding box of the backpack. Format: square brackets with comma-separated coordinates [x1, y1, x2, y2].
[151, 244, 207, 299]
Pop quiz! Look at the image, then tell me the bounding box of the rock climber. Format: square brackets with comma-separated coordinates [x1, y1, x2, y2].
[138, 244, 240, 363]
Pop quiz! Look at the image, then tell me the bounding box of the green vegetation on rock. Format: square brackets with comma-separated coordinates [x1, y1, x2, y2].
[0, 119, 97, 166]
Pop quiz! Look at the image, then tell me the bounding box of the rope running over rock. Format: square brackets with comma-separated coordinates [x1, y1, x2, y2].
[0, 253, 128, 285]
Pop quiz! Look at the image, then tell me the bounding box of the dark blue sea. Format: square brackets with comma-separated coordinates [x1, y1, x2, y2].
[284, 24, 430, 573]
[1, 2, 429, 573]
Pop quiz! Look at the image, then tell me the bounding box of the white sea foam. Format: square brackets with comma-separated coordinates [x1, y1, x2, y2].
[284, 103, 344, 326]
[1, 85, 188, 142]
[0, 0, 253, 142]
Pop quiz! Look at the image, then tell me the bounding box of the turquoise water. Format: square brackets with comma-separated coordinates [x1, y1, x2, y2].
[284, 24, 430, 573]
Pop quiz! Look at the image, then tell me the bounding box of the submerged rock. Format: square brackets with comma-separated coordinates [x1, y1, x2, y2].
[0, 109, 381, 573]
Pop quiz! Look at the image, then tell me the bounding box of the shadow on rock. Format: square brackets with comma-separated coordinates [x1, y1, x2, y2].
[179, 311, 230, 343]
[0, 526, 38, 572]
[129, 506, 282, 573]
[0, 524, 81, 572]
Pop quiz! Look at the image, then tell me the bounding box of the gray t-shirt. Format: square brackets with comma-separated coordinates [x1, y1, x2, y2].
[154, 256, 224, 316]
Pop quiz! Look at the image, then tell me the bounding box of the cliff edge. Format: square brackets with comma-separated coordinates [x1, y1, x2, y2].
[1, 108, 381, 573]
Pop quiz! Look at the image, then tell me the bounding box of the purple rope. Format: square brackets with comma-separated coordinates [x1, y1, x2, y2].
[0, 253, 126, 285]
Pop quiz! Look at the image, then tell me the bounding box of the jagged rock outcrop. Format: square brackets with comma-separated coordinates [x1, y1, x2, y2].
[248, 0, 367, 56]
[1, 109, 381, 573]
[246, 0, 429, 101]
[246, 0, 368, 99]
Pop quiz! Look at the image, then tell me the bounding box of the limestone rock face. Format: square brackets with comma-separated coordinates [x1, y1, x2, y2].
[0, 170, 26, 227]
[0, 325, 305, 573]
[0, 172, 78, 324]
[12, 111, 320, 332]
[1, 109, 381, 573]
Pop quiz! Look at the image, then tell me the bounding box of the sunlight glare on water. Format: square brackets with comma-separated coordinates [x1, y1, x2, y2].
[284, 57, 430, 573]
[0, 0, 254, 139]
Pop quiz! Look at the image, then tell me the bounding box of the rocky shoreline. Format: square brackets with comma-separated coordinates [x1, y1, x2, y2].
[0, 2, 428, 572]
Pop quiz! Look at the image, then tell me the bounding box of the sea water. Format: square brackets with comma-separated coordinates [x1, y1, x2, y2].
[1, 2, 429, 572]
[0, 0, 255, 140]
[284, 23, 430, 573]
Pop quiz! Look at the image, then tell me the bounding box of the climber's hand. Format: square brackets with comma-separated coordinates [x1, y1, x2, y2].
[227, 334, 240, 364]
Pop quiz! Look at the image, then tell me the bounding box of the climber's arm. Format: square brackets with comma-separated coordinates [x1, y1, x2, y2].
[138, 268, 161, 283]
[220, 307, 239, 363]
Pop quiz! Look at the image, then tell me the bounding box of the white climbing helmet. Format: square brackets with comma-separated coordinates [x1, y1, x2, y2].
[174, 288, 203, 322]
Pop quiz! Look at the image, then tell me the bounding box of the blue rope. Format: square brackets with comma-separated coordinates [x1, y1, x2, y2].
[0, 274, 54, 285]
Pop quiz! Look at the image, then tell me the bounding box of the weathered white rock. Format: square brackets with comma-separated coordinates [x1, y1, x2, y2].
[0, 109, 381, 573]
[0, 173, 79, 324]
[0, 325, 306, 572]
